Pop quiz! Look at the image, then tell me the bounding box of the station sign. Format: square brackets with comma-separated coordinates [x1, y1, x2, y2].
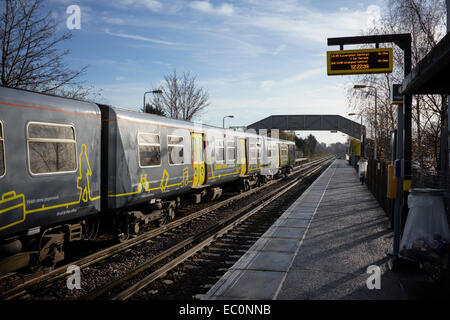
[390, 84, 403, 104]
[327, 48, 393, 75]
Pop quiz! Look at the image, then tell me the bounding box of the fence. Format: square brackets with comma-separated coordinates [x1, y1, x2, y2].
[348, 157, 394, 227]
[365, 159, 395, 227]
[352, 158, 450, 228]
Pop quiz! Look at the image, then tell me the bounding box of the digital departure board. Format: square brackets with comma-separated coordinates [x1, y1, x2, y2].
[327, 48, 393, 75]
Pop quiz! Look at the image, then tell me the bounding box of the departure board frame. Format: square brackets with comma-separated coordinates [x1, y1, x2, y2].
[327, 48, 393, 75]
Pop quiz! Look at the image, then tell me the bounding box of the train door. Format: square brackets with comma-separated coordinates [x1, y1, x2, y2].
[191, 133, 206, 187]
[239, 138, 247, 175]
[256, 139, 262, 167]
[274, 143, 280, 168]
[280, 143, 289, 165]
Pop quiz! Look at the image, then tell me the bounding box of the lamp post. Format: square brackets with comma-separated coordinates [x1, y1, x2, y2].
[143, 89, 163, 111]
[354, 84, 377, 160]
[223, 115, 234, 128]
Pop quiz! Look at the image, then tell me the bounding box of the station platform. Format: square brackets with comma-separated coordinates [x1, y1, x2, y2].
[204, 159, 446, 300]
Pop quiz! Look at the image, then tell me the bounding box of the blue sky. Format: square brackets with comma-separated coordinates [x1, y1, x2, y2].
[47, 0, 386, 145]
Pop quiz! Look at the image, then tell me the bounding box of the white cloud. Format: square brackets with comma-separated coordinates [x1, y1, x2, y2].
[260, 67, 323, 91]
[104, 28, 180, 46]
[283, 68, 323, 84]
[152, 61, 172, 67]
[104, 17, 126, 25]
[203, 82, 352, 142]
[260, 80, 276, 89]
[115, 76, 126, 81]
[366, 5, 381, 29]
[92, 2, 385, 145]
[272, 44, 286, 56]
[112, 0, 162, 12]
[189, 1, 234, 16]
[48, 0, 76, 3]
[235, 4, 383, 43]
[217, 3, 234, 15]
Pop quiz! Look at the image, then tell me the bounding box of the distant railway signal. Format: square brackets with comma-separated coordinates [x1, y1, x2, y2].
[327, 48, 393, 75]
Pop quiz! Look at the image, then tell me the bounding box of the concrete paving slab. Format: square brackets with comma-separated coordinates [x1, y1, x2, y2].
[276, 269, 408, 300]
[240, 251, 295, 272]
[246, 237, 270, 251]
[259, 238, 300, 253]
[275, 218, 311, 228]
[291, 241, 376, 275]
[230, 251, 259, 270]
[262, 226, 306, 239]
[203, 161, 336, 300]
[203, 160, 446, 300]
[208, 269, 286, 300]
[285, 211, 315, 220]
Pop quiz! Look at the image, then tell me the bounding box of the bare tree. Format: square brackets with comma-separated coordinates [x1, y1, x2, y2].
[0, 0, 88, 96]
[149, 70, 210, 121]
[142, 103, 165, 116]
[346, 0, 446, 168]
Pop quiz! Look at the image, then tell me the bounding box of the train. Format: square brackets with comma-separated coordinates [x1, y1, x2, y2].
[0, 86, 295, 274]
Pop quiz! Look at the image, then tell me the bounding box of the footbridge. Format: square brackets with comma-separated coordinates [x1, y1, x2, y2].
[246, 115, 365, 140]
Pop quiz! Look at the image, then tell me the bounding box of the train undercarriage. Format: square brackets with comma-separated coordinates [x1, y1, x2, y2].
[0, 169, 291, 275]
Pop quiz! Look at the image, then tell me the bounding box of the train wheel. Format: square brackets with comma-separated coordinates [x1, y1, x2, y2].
[244, 180, 251, 191]
[158, 206, 175, 227]
[117, 230, 130, 242]
[158, 216, 167, 227]
[115, 214, 130, 242]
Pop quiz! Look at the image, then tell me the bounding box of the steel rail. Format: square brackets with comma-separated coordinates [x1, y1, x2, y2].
[109, 160, 330, 300]
[0, 156, 330, 300]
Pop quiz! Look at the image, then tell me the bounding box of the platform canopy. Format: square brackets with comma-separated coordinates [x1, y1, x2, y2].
[402, 32, 450, 94]
[246, 115, 365, 140]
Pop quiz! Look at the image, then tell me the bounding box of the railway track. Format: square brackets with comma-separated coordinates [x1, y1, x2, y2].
[88, 157, 333, 300]
[0, 156, 332, 300]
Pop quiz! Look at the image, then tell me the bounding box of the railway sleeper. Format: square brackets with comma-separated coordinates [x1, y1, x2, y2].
[183, 265, 199, 270]
[191, 258, 215, 263]
[202, 252, 221, 257]
[213, 242, 252, 249]
[215, 237, 253, 243]
[226, 234, 260, 240]
[208, 247, 248, 254]
[228, 231, 262, 236]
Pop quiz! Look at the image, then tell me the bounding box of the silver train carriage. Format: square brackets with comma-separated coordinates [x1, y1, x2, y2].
[0, 86, 295, 273]
[0, 86, 101, 272]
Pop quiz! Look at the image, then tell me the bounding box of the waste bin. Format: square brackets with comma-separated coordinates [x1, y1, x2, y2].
[400, 188, 450, 253]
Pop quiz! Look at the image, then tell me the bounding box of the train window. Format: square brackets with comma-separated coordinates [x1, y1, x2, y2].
[138, 133, 161, 167]
[257, 143, 262, 159]
[28, 124, 75, 140]
[168, 135, 184, 165]
[281, 145, 288, 156]
[215, 139, 224, 162]
[0, 121, 4, 177]
[226, 140, 235, 162]
[268, 143, 277, 158]
[27, 122, 77, 175]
